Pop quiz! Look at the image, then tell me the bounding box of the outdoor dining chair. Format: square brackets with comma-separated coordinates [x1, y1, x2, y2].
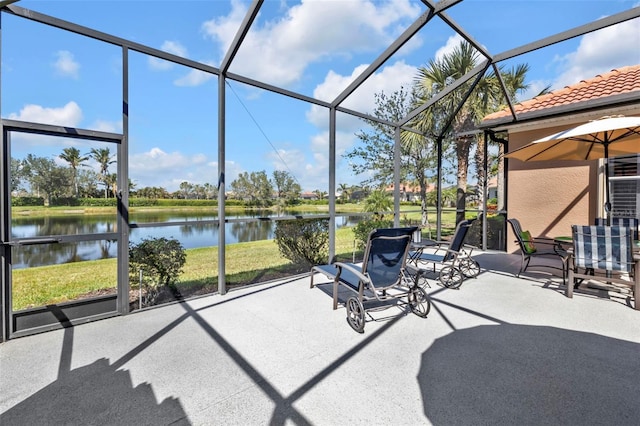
[595, 217, 639, 240]
[567, 225, 636, 308]
[507, 218, 567, 280]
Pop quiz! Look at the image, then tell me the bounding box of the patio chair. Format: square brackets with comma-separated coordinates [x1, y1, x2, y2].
[407, 218, 480, 289]
[507, 218, 567, 279]
[567, 225, 636, 308]
[310, 226, 430, 333]
[595, 217, 639, 240]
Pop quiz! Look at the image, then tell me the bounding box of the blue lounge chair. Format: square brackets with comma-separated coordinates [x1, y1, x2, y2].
[408, 218, 480, 289]
[310, 226, 429, 333]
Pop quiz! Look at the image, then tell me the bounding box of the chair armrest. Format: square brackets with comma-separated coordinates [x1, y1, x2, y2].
[333, 262, 370, 285]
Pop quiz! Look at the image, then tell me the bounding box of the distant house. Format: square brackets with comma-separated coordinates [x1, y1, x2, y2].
[480, 65, 640, 252]
[300, 192, 319, 201]
[385, 183, 436, 202]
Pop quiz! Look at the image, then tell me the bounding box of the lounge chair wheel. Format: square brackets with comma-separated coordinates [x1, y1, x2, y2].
[458, 257, 480, 278]
[408, 286, 430, 318]
[346, 296, 365, 333]
[439, 266, 463, 289]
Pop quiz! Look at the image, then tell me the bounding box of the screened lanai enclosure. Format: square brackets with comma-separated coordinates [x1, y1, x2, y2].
[1, 0, 639, 339]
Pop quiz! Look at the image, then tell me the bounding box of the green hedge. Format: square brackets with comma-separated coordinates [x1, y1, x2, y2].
[129, 198, 159, 207]
[155, 199, 217, 207]
[79, 198, 117, 207]
[11, 197, 44, 207]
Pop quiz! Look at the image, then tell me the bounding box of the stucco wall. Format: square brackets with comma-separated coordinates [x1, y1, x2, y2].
[506, 125, 598, 253]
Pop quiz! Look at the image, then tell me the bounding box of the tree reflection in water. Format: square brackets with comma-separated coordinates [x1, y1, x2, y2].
[12, 212, 363, 268]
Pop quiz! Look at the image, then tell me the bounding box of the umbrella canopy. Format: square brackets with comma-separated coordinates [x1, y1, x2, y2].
[504, 115, 640, 213]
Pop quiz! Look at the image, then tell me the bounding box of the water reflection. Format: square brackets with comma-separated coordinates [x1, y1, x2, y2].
[13, 240, 117, 269]
[11, 213, 362, 269]
[12, 214, 117, 238]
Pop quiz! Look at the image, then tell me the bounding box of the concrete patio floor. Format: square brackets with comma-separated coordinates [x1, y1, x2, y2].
[1, 251, 639, 425]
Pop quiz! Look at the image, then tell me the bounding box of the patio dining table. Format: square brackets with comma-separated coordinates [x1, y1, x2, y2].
[556, 235, 640, 310]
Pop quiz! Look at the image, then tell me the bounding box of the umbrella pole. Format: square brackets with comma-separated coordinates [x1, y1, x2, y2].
[604, 142, 611, 224]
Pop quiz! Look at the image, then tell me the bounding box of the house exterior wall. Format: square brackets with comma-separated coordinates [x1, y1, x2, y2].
[505, 125, 598, 253]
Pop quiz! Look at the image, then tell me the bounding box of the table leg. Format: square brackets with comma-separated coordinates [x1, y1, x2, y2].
[634, 256, 640, 310]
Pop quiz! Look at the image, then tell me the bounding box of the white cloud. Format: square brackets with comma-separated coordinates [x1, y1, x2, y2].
[201, 0, 420, 87]
[148, 40, 189, 70]
[91, 120, 122, 133]
[174, 68, 215, 87]
[53, 50, 80, 79]
[434, 34, 464, 63]
[551, 17, 640, 89]
[129, 147, 245, 191]
[298, 59, 417, 190]
[284, 129, 361, 191]
[307, 60, 417, 130]
[8, 101, 83, 127]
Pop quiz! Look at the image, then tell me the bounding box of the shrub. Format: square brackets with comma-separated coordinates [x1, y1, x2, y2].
[79, 198, 117, 207]
[129, 198, 159, 207]
[352, 217, 394, 249]
[129, 237, 186, 305]
[274, 219, 329, 267]
[11, 197, 44, 207]
[156, 199, 217, 207]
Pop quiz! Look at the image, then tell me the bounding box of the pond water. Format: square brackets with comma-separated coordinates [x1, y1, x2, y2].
[11, 211, 363, 269]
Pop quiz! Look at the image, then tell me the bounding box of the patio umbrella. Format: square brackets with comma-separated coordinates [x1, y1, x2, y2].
[504, 115, 640, 214]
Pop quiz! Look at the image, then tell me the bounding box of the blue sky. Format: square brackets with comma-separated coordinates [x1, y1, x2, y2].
[2, 0, 639, 193]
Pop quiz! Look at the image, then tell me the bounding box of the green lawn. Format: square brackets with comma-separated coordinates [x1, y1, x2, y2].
[11, 226, 359, 311]
[10, 208, 465, 311]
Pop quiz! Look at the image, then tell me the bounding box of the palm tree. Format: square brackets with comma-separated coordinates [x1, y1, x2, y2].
[105, 173, 118, 198]
[363, 189, 393, 219]
[89, 147, 116, 198]
[413, 40, 529, 223]
[338, 183, 351, 203]
[312, 189, 327, 200]
[59, 147, 89, 197]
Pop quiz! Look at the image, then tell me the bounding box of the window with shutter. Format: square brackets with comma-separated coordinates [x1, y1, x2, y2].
[610, 154, 640, 218]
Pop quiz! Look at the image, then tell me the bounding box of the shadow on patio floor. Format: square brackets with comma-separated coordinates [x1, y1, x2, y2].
[418, 323, 640, 425]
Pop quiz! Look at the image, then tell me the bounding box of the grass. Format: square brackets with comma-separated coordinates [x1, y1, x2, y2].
[10, 207, 466, 311]
[11, 226, 359, 311]
[12, 259, 118, 310]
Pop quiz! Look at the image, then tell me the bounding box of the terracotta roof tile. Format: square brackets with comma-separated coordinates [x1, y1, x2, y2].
[482, 65, 640, 122]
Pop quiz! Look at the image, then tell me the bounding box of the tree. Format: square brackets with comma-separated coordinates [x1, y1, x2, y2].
[272, 170, 301, 204]
[128, 178, 137, 195]
[77, 169, 101, 197]
[426, 186, 457, 207]
[414, 40, 529, 223]
[22, 154, 71, 205]
[363, 190, 393, 219]
[229, 171, 274, 207]
[192, 184, 206, 200]
[338, 183, 351, 203]
[89, 147, 116, 198]
[137, 186, 169, 199]
[105, 173, 118, 198]
[345, 87, 439, 226]
[312, 189, 327, 200]
[59, 147, 89, 198]
[10, 158, 25, 193]
[203, 182, 217, 200]
[179, 181, 194, 199]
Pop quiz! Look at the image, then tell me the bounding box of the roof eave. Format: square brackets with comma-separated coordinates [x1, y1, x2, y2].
[478, 90, 640, 131]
